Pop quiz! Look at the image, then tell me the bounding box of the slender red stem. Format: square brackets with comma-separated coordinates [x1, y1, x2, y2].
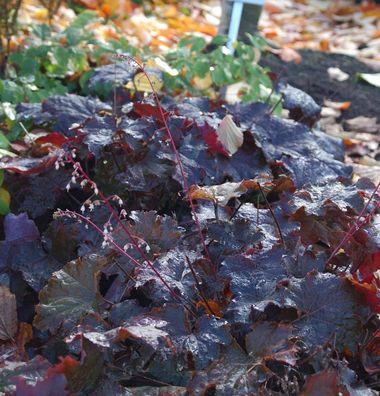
[325, 181, 380, 268]
[64, 155, 197, 315]
[116, 55, 213, 267]
[58, 208, 197, 316]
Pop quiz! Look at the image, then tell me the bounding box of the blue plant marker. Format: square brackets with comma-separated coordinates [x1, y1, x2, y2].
[227, 0, 266, 50]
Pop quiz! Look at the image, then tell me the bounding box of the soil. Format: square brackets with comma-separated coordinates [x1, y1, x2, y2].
[260, 49, 380, 121]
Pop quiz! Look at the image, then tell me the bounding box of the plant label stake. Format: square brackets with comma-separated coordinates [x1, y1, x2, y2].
[224, 0, 265, 49]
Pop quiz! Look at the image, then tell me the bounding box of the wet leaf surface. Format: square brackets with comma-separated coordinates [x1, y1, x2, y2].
[2, 88, 379, 394]
[34, 254, 105, 332]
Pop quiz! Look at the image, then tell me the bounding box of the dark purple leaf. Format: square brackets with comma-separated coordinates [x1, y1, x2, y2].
[250, 116, 352, 187]
[279, 272, 368, 350]
[88, 63, 134, 92]
[11, 373, 68, 396]
[0, 240, 61, 291]
[42, 94, 111, 135]
[278, 82, 321, 127]
[281, 178, 376, 217]
[13, 169, 70, 219]
[4, 213, 39, 243]
[81, 114, 116, 158]
[16, 103, 52, 126]
[219, 247, 289, 325]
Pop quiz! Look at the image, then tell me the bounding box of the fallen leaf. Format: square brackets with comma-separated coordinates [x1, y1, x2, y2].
[323, 100, 351, 111]
[345, 116, 380, 133]
[358, 72, 380, 87]
[0, 286, 17, 341]
[189, 179, 261, 206]
[300, 370, 340, 396]
[269, 47, 302, 64]
[328, 67, 350, 82]
[216, 114, 243, 155]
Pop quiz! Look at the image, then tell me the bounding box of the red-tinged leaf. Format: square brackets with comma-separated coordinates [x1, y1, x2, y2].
[347, 273, 380, 313]
[64, 337, 104, 394]
[133, 102, 166, 120]
[47, 356, 79, 377]
[199, 122, 229, 156]
[300, 370, 340, 396]
[11, 373, 68, 396]
[34, 133, 68, 147]
[0, 150, 61, 175]
[360, 328, 380, 374]
[357, 251, 380, 278]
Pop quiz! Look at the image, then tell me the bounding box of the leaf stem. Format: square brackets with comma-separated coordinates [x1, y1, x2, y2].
[258, 183, 284, 246]
[326, 181, 380, 269]
[115, 55, 213, 268]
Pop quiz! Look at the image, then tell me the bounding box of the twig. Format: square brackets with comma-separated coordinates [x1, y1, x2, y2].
[185, 256, 217, 316]
[258, 183, 284, 246]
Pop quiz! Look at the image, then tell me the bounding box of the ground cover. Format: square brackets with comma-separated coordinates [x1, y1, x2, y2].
[0, 1, 379, 395]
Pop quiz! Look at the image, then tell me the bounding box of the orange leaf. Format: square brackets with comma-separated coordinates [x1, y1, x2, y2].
[348, 274, 380, 313]
[196, 299, 222, 317]
[319, 39, 329, 52]
[48, 355, 80, 377]
[264, 4, 283, 14]
[263, 30, 278, 39]
[16, 322, 33, 355]
[362, 9, 380, 18]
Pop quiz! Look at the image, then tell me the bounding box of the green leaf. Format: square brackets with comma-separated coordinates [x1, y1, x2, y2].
[34, 254, 106, 332]
[0, 170, 4, 186]
[178, 36, 206, 52]
[211, 65, 229, 86]
[0, 133, 10, 149]
[7, 120, 33, 142]
[0, 80, 24, 103]
[70, 10, 98, 29]
[0, 187, 10, 215]
[194, 59, 210, 78]
[211, 35, 229, 46]
[9, 53, 39, 76]
[31, 24, 52, 40]
[245, 33, 267, 50]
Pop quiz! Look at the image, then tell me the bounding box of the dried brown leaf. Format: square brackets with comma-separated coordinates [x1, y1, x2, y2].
[0, 286, 17, 341]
